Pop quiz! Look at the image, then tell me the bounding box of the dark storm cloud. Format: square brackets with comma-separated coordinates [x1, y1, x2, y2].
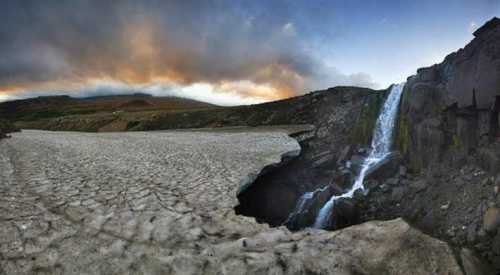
[0, 0, 377, 101]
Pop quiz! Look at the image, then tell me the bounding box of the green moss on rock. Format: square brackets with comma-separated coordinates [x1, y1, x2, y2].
[395, 85, 410, 156]
[451, 134, 462, 150]
[349, 90, 388, 145]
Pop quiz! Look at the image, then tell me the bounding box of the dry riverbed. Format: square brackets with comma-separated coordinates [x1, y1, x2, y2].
[0, 129, 485, 274]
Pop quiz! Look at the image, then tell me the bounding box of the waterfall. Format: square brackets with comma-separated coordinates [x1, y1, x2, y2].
[284, 186, 328, 226]
[313, 83, 405, 229]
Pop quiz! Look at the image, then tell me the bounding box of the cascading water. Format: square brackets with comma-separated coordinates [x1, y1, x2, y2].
[284, 186, 328, 226]
[313, 83, 405, 229]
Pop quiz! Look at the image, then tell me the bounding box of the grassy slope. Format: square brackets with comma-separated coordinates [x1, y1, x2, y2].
[0, 94, 218, 131]
[3, 87, 385, 132]
[0, 94, 215, 122]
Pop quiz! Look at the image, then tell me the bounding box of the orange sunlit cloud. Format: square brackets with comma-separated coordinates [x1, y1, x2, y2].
[0, 4, 320, 106]
[0, 18, 304, 105]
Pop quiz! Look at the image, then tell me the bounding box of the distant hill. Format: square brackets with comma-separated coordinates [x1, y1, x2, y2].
[0, 94, 216, 122]
[5, 86, 386, 133]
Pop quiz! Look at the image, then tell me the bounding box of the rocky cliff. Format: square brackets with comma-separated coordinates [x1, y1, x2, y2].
[397, 17, 500, 173]
[358, 17, 500, 270]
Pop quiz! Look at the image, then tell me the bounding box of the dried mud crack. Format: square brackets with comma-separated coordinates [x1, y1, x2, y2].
[0, 129, 483, 274]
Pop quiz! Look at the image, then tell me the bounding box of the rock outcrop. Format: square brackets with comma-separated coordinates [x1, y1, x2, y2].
[208, 218, 490, 275]
[359, 17, 500, 270]
[397, 17, 500, 173]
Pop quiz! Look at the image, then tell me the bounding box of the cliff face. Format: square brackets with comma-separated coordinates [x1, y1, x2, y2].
[363, 18, 500, 270]
[398, 17, 500, 173]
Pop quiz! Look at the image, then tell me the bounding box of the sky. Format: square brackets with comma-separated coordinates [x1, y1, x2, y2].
[0, 0, 499, 105]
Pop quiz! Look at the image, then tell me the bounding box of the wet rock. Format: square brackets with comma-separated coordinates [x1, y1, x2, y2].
[350, 154, 365, 168]
[336, 145, 352, 165]
[324, 198, 360, 230]
[358, 147, 368, 154]
[364, 179, 380, 190]
[284, 184, 340, 230]
[332, 168, 353, 189]
[366, 152, 403, 181]
[483, 207, 500, 233]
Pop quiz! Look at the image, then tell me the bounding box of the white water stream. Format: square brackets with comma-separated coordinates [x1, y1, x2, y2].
[284, 186, 328, 225]
[313, 83, 405, 229]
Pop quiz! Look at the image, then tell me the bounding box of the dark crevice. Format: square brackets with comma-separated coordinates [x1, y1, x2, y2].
[234, 90, 390, 231]
[234, 132, 341, 229]
[234, 148, 307, 227]
[234, 137, 367, 231]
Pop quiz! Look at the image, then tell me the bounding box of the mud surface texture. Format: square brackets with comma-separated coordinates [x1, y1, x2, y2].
[0, 130, 484, 275]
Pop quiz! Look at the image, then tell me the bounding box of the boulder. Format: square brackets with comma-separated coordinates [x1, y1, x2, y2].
[323, 198, 361, 230]
[212, 218, 490, 275]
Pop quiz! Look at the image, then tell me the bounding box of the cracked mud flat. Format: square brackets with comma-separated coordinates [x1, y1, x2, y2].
[0, 129, 472, 274]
